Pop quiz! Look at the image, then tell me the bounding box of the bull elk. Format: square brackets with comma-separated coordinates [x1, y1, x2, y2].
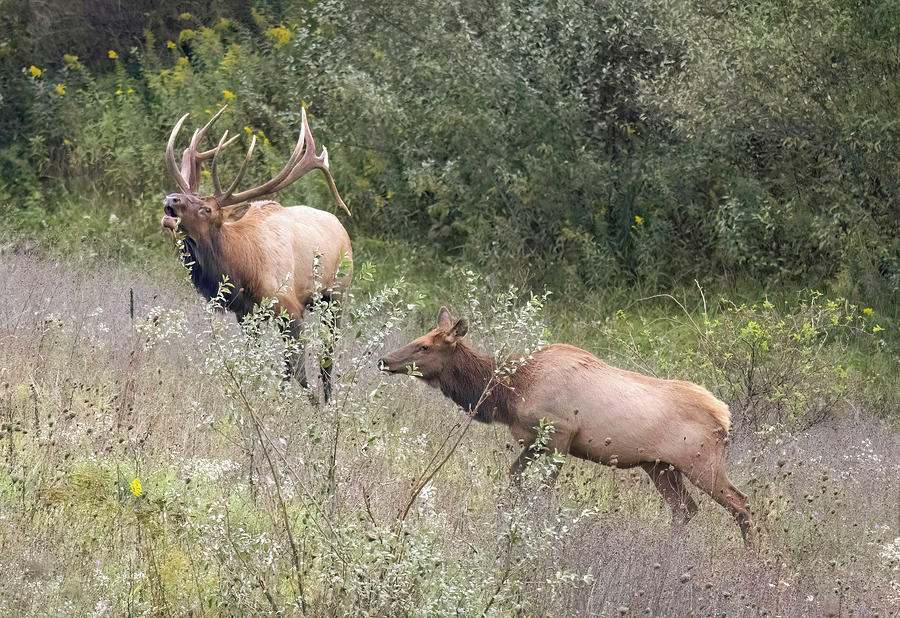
[379, 307, 756, 546]
[162, 105, 352, 400]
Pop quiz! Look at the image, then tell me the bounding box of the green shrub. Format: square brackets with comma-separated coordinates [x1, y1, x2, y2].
[597, 290, 892, 433]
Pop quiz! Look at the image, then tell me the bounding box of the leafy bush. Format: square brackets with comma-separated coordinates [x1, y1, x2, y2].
[596, 289, 892, 433]
[1, 0, 897, 304]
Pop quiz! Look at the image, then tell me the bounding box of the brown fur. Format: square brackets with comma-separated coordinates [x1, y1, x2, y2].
[162, 107, 353, 400]
[380, 307, 755, 546]
[163, 194, 352, 399]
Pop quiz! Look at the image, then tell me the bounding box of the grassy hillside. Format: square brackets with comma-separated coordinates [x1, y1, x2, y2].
[0, 250, 896, 614]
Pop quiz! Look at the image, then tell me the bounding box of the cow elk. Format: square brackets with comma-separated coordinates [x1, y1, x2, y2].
[379, 307, 756, 546]
[162, 105, 352, 400]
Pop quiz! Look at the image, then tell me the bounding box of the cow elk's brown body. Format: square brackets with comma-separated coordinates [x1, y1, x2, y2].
[379, 308, 756, 546]
[161, 105, 352, 400]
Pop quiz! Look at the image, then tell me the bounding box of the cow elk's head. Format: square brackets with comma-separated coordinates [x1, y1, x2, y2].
[162, 105, 350, 238]
[378, 307, 469, 379]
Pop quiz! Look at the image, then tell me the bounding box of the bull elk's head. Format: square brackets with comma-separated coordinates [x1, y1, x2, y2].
[162, 105, 350, 238]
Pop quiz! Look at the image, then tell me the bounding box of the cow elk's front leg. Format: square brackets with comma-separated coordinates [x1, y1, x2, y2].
[508, 430, 573, 487]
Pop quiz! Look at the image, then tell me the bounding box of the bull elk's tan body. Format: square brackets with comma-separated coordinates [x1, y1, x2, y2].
[380, 308, 756, 545]
[175, 201, 351, 320]
[161, 105, 352, 399]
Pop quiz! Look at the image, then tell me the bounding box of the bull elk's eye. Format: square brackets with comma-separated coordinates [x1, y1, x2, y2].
[419, 344, 430, 351]
[199, 206, 211, 216]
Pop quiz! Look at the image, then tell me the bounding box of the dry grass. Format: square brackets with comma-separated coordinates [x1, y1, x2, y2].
[0, 252, 897, 616]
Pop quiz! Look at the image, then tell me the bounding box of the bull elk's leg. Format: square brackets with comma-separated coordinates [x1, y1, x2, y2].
[283, 323, 309, 389]
[273, 299, 310, 390]
[508, 439, 535, 486]
[317, 295, 339, 403]
[641, 462, 699, 524]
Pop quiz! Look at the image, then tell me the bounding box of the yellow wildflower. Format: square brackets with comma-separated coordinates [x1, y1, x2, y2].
[266, 24, 292, 48]
[28, 65, 43, 78]
[873, 324, 884, 333]
[129, 477, 143, 497]
[863, 307, 874, 316]
[55, 84, 66, 94]
[115, 89, 123, 95]
[205, 109, 212, 114]
[244, 126, 251, 133]
[108, 50, 118, 59]
[166, 40, 176, 49]
[62, 54, 79, 67]
[634, 215, 644, 226]
[222, 90, 235, 99]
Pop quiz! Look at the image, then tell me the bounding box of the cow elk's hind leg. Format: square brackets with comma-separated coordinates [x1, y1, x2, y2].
[641, 462, 699, 525]
[681, 453, 756, 547]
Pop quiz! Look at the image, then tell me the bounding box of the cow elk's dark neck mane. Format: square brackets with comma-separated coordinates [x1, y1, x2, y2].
[438, 342, 518, 425]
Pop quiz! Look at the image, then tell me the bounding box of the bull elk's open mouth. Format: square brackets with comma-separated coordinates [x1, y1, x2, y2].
[161, 205, 180, 231]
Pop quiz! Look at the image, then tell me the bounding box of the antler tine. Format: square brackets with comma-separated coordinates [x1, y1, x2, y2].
[165, 113, 191, 192]
[211, 130, 230, 197]
[181, 128, 201, 192]
[318, 147, 352, 217]
[221, 107, 350, 215]
[214, 134, 257, 204]
[268, 108, 351, 216]
[267, 108, 323, 191]
[198, 133, 239, 160]
[217, 120, 309, 206]
[180, 106, 229, 191]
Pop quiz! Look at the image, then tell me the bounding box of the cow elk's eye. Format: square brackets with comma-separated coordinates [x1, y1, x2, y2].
[420, 345, 430, 352]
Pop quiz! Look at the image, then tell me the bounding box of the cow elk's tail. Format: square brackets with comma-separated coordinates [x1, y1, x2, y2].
[685, 382, 731, 433]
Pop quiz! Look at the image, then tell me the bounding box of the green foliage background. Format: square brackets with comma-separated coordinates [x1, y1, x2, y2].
[2, 0, 897, 304]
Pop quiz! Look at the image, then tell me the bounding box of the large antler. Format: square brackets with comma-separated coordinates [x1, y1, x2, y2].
[212, 107, 350, 215]
[165, 106, 240, 193]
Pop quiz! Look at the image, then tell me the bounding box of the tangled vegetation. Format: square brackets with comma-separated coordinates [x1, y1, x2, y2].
[0, 254, 897, 614]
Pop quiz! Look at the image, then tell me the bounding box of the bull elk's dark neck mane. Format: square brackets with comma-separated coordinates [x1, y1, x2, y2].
[181, 226, 252, 315]
[438, 341, 520, 425]
[182, 235, 220, 301]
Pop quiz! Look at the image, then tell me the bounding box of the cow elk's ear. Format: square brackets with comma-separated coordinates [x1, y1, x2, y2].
[437, 306, 454, 330]
[444, 317, 469, 343]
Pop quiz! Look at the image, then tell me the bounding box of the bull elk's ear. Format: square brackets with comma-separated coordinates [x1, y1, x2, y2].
[437, 306, 454, 330]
